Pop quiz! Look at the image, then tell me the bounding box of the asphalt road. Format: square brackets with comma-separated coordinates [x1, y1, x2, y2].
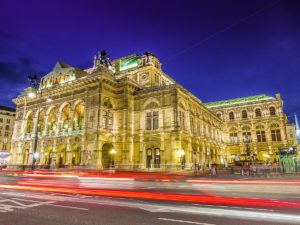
[0, 173, 300, 225]
[0, 190, 299, 225]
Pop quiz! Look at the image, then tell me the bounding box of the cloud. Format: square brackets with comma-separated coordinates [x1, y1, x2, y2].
[18, 57, 37, 68]
[0, 30, 24, 54]
[0, 57, 45, 106]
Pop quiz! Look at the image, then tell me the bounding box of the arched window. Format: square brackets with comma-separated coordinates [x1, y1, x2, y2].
[256, 125, 266, 142]
[74, 102, 85, 130]
[242, 110, 247, 119]
[229, 112, 234, 121]
[38, 111, 45, 134]
[229, 127, 238, 144]
[216, 113, 222, 119]
[60, 104, 71, 132]
[269, 107, 276, 116]
[47, 107, 57, 135]
[255, 108, 261, 117]
[271, 123, 281, 141]
[242, 126, 251, 143]
[25, 112, 34, 135]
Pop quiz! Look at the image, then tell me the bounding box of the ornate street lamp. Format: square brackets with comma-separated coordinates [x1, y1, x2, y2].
[243, 134, 254, 162]
[28, 75, 41, 170]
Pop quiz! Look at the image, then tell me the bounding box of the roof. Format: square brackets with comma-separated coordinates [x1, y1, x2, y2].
[205, 94, 275, 109]
[0, 105, 15, 112]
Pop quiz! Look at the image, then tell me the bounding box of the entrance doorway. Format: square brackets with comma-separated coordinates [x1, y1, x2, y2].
[57, 145, 67, 168]
[102, 143, 115, 168]
[146, 148, 160, 169]
[44, 146, 53, 169]
[71, 145, 81, 166]
[22, 149, 29, 165]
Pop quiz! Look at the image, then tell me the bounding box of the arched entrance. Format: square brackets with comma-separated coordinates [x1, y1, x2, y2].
[57, 145, 67, 168]
[71, 145, 81, 166]
[44, 146, 53, 168]
[102, 143, 115, 169]
[22, 149, 29, 165]
[146, 148, 160, 169]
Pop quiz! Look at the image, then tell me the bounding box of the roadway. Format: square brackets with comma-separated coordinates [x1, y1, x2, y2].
[0, 172, 299, 225]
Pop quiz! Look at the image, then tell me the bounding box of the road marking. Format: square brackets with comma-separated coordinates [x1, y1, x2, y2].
[0, 198, 56, 213]
[158, 218, 215, 225]
[11, 197, 88, 211]
[1, 191, 298, 224]
[47, 203, 88, 210]
[191, 204, 273, 212]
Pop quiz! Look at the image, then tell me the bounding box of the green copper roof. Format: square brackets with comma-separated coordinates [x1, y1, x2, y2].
[120, 56, 141, 71]
[205, 94, 275, 108]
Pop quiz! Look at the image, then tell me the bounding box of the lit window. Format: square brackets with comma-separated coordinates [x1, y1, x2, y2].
[102, 110, 113, 130]
[269, 107, 276, 116]
[146, 111, 159, 130]
[153, 111, 158, 130]
[146, 112, 152, 130]
[229, 112, 234, 121]
[242, 132, 251, 143]
[229, 133, 238, 144]
[255, 108, 261, 117]
[256, 130, 266, 142]
[179, 111, 185, 129]
[242, 110, 247, 119]
[190, 117, 194, 133]
[271, 129, 281, 141]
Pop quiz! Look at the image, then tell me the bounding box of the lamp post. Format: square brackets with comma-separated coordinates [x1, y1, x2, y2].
[178, 149, 185, 170]
[28, 75, 42, 171]
[243, 134, 253, 163]
[244, 134, 251, 154]
[110, 149, 116, 168]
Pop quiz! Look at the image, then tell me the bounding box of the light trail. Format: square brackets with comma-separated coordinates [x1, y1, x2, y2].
[186, 179, 300, 185]
[78, 177, 135, 181]
[0, 183, 299, 209]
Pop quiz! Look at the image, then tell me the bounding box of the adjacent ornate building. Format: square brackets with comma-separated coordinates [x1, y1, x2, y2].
[10, 52, 225, 169]
[0, 105, 16, 152]
[206, 94, 297, 163]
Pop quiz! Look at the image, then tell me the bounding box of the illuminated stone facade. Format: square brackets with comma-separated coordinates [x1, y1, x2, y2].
[9, 52, 297, 169]
[10, 53, 225, 169]
[0, 106, 15, 152]
[206, 95, 298, 163]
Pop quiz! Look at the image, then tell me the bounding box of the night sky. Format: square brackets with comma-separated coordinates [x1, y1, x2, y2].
[0, 0, 299, 122]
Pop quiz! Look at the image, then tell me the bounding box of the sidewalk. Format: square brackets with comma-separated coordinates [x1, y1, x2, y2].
[2, 168, 300, 182]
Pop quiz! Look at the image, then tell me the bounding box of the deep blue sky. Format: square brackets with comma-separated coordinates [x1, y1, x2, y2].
[0, 0, 299, 122]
